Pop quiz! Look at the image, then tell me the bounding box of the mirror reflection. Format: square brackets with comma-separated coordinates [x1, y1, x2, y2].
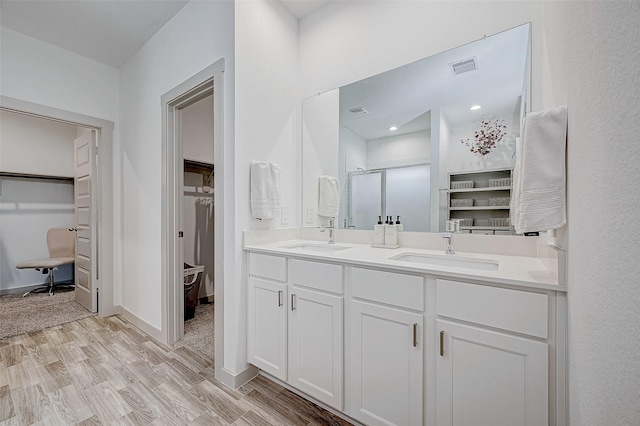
[302, 23, 531, 233]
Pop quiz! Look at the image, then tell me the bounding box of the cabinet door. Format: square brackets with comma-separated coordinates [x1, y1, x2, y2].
[247, 277, 287, 380]
[437, 320, 548, 426]
[288, 288, 343, 409]
[349, 301, 423, 426]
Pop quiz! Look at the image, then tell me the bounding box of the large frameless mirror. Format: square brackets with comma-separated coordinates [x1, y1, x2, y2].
[302, 23, 531, 234]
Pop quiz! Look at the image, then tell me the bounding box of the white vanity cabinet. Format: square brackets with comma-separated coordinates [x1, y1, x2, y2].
[246, 245, 566, 426]
[288, 259, 344, 409]
[435, 279, 551, 426]
[247, 253, 345, 410]
[247, 253, 288, 380]
[348, 267, 425, 426]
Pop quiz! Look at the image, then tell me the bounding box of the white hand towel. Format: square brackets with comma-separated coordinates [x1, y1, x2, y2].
[512, 106, 567, 234]
[250, 161, 281, 220]
[318, 175, 340, 217]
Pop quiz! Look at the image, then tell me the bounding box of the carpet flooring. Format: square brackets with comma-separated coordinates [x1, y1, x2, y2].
[177, 303, 214, 359]
[0, 289, 95, 339]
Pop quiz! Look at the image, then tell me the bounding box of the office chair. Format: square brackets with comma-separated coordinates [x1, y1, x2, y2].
[17, 227, 76, 297]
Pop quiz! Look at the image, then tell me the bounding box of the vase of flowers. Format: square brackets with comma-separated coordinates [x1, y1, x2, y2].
[461, 114, 507, 157]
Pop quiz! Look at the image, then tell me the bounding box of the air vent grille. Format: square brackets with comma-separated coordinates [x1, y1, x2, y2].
[449, 57, 478, 75]
[348, 107, 369, 115]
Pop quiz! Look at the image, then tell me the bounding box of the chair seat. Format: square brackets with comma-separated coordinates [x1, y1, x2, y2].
[16, 257, 75, 269]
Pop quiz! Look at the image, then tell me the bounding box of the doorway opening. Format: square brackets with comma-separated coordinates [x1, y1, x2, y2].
[0, 96, 116, 321]
[177, 93, 215, 357]
[161, 60, 224, 375]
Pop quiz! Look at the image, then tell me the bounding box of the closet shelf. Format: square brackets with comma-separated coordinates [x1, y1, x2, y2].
[184, 159, 214, 174]
[0, 171, 74, 182]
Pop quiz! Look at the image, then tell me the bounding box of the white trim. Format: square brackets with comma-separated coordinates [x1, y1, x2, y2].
[217, 365, 259, 390]
[161, 60, 225, 381]
[0, 96, 116, 317]
[117, 306, 164, 342]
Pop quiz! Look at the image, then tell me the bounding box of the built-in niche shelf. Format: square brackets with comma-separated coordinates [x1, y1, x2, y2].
[447, 168, 513, 235]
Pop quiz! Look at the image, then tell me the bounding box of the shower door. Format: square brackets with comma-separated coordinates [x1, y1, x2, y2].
[349, 165, 430, 232]
[349, 171, 382, 230]
[385, 165, 430, 232]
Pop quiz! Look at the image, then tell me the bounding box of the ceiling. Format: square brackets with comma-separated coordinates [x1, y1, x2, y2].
[280, 0, 331, 19]
[338, 24, 530, 141]
[0, 0, 331, 69]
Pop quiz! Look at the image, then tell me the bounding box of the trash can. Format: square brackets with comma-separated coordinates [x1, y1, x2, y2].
[184, 263, 205, 321]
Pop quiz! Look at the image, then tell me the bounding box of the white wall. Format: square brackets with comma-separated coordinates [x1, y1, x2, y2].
[301, 89, 339, 227]
[118, 1, 234, 331]
[0, 177, 74, 292]
[367, 130, 430, 169]
[299, 2, 545, 105]
[338, 125, 366, 227]
[541, 2, 640, 424]
[182, 94, 215, 165]
[0, 27, 119, 122]
[234, 0, 299, 374]
[446, 111, 517, 173]
[0, 110, 77, 177]
[0, 112, 79, 292]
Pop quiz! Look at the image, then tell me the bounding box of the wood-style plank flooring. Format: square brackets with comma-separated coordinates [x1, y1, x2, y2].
[0, 315, 353, 425]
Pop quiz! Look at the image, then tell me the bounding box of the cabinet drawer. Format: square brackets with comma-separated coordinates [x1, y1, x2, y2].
[351, 267, 424, 311]
[249, 252, 286, 282]
[436, 279, 548, 338]
[291, 259, 343, 294]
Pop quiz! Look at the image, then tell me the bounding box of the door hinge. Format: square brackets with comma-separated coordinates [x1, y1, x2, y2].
[178, 231, 184, 238]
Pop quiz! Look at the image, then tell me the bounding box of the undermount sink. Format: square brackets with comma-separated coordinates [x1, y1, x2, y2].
[280, 243, 352, 253]
[389, 252, 499, 271]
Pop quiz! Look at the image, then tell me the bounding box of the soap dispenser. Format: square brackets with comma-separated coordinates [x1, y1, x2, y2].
[373, 216, 385, 245]
[385, 215, 398, 246]
[395, 216, 404, 232]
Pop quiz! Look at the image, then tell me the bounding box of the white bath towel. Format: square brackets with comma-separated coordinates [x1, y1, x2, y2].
[250, 161, 281, 220]
[318, 175, 340, 217]
[511, 106, 567, 234]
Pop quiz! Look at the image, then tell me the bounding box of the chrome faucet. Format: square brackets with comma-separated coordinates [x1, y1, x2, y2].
[321, 217, 336, 244]
[343, 218, 356, 229]
[442, 219, 460, 255]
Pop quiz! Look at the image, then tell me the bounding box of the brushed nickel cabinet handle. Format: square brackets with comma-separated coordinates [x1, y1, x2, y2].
[277, 291, 283, 307]
[412, 323, 418, 347]
[291, 294, 296, 311]
[440, 330, 445, 356]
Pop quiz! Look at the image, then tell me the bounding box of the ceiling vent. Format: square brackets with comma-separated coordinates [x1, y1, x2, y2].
[449, 57, 478, 75]
[348, 107, 369, 115]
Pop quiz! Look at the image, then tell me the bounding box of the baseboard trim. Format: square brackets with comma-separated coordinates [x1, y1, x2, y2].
[217, 365, 259, 390]
[117, 306, 164, 342]
[0, 284, 41, 296]
[0, 281, 74, 296]
[259, 371, 364, 426]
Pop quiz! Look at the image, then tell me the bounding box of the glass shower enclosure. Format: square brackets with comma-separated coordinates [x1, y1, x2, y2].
[347, 164, 430, 232]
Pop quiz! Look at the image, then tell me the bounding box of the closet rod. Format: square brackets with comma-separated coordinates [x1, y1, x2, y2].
[0, 171, 74, 183]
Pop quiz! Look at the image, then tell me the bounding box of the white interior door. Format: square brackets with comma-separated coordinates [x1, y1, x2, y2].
[74, 130, 98, 312]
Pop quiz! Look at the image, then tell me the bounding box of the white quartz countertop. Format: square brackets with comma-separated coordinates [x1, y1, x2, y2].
[244, 239, 566, 292]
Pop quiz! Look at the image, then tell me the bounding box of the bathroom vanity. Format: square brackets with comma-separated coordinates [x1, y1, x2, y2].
[245, 234, 567, 426]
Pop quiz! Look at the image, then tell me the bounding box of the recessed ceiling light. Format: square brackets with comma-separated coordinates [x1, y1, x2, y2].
[389, 126, 398, 131]
[470, 105, 482, 111]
